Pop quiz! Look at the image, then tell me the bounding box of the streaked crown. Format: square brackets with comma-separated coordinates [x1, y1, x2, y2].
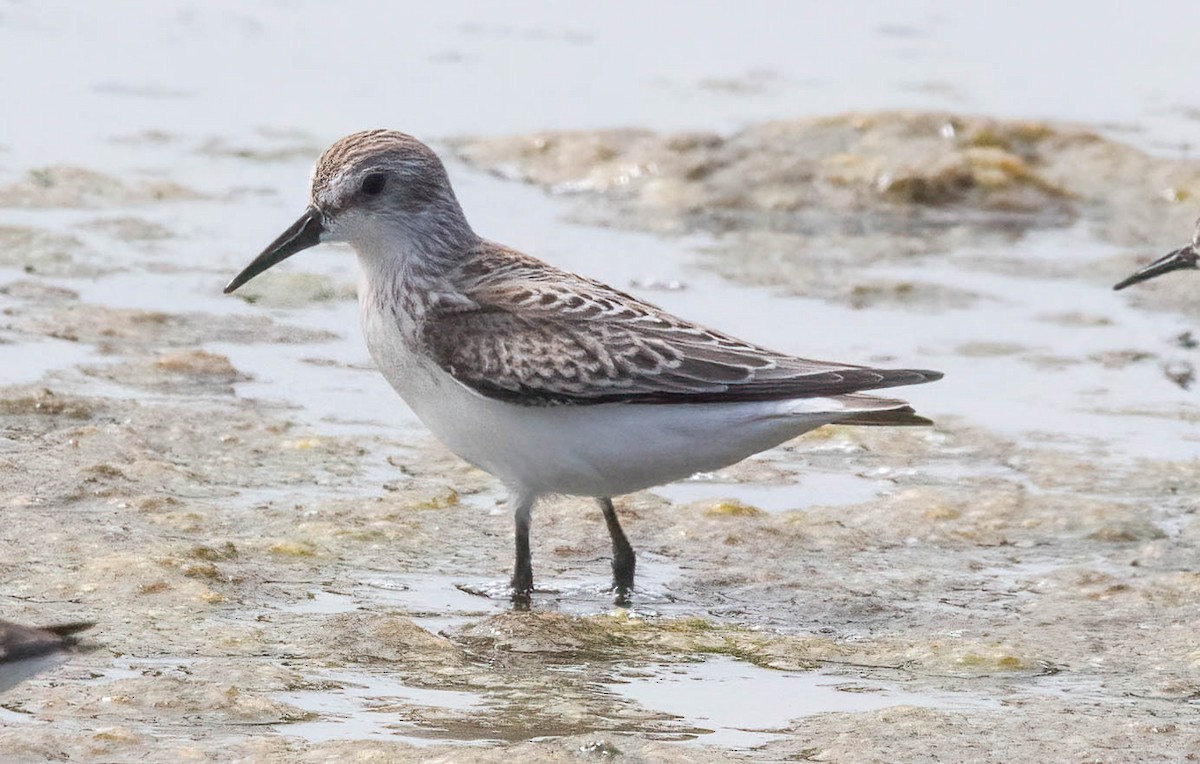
[309, 129, 455, 214]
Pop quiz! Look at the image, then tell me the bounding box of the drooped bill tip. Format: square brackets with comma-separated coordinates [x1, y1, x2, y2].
[1113, 246, 1199, 291]
[224, 207, 325, 294]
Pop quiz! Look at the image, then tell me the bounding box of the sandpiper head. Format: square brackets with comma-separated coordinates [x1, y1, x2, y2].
[1113, 217, 1200, 291]
[224, 130, 466, 294]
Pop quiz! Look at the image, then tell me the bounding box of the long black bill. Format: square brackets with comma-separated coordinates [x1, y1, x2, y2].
[1113, 246, 1199, 291]
[224, 207, 325, 294]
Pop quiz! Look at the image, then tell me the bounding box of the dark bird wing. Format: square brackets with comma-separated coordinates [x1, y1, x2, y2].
[423, 246, 942, 407]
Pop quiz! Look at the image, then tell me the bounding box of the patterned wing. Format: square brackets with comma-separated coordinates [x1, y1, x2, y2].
[424, 260, 941, 406]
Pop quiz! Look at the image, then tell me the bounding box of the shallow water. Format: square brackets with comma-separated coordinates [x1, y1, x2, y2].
[4, 2, 1200, 762]
[606, 656, 1001, 749]
[276, 670, 490, 746]
[6, 1, 1200, 155]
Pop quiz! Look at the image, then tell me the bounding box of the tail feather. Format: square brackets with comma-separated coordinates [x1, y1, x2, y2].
[42, 622, 96, 639]
[825, 391, 936, 427]
[835, 405, 933, 426]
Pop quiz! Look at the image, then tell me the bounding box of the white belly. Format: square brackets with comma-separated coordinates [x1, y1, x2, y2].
[361, 301, 841, 498]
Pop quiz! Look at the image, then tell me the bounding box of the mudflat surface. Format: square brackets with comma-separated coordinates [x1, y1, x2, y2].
[3, 3, 1200, 762]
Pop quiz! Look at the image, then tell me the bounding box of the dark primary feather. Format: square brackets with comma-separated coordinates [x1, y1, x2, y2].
[424, 244, 943, 407]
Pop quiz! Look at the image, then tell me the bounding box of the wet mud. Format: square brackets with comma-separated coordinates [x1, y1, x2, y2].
[454, 112, 1200, 310]
[3, 114, 1200, 762]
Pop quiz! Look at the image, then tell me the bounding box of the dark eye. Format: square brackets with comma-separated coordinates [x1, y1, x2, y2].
[361, 173, 387, 196]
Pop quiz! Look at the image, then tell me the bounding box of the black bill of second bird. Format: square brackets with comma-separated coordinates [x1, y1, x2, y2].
[1113, 217, 1200, 291]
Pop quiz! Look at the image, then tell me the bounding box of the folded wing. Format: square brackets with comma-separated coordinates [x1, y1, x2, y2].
[425, 257, 942, 408]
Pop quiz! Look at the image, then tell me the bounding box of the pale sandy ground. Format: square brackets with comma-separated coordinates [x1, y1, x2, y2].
[2, 112, 1199, 761]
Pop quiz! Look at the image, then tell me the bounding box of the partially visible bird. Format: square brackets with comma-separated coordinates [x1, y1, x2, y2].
[1114, 217, 1200, 290]
[0, 619, 95, 694]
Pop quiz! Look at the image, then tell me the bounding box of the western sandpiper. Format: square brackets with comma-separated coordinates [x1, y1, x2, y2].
[0, 620, 94, 694]
[1114, 217, 1200, 290]
[225, 130, 943, 605]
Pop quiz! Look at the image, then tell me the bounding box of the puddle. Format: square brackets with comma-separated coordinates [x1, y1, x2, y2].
[345, 552, 687, 632]
[274, 670, 490, 746]
[656, 471, 885, 512]
[0, 334, 96, 386]
[606, 656, 998, 749]
[546, 552, 688, 619]
[275, 589, 360, 616]
[0, 707, 36, 726]
[354, 574, 503, 635]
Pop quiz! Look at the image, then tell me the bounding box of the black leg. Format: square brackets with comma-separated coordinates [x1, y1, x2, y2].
[511, 494, 535, 608]
[598, 497, 636, 600]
